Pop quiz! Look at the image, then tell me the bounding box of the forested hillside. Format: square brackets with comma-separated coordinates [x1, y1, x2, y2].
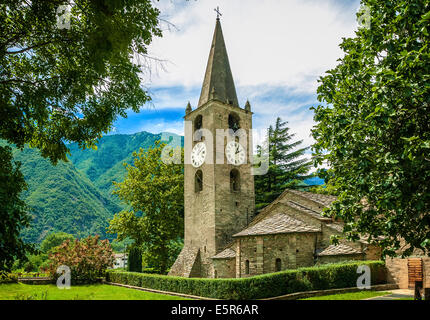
[10, 146, 120, 243]
[68, 131, 165, 198]
[3, 131, 181, 243]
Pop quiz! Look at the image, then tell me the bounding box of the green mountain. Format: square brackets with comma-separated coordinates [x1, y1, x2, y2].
[4, 131, 181, 243]
[67, 131, 163, 198]
[10, 146, 120, 243]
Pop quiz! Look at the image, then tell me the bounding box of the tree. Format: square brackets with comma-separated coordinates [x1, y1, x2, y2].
[127, 247, 142, 273]
[255, 117, 312, 210]
[311, 0, 430, 257]
[0, 146, 32, 272]
[108, 142, 184, 274]
[1, 0, 162, 163]
[0, 0, 161, 270]
[40, 232, 75, 253]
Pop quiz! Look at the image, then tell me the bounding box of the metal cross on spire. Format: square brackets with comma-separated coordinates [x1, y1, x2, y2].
[214, 6, 222, 20]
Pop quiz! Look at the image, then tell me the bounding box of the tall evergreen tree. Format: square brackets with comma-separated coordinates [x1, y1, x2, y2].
[255, 117, 311, 211]
[127, 246, 142, 273]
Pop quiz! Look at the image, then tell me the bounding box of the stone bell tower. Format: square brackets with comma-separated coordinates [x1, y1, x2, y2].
[168, 17, 255, 278]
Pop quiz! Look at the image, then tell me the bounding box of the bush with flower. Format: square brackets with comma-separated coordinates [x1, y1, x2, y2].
[44, 235, 114, 284]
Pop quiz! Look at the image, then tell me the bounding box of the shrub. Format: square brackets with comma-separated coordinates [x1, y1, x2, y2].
[105, 260, 386, 299]
[8, 271, 49, 278]
[23, 254, 48, 272]
[141, 267, 159, 274]
[0, 272, 18, 284]
[45, 235, 114, 284]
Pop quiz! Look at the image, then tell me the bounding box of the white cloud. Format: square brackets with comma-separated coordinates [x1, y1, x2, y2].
[147, 0, 360, 93]
[139, 119, 184, 136]
[121, 0, 361, 174]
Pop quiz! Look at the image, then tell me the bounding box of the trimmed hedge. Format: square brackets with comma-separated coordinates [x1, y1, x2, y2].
[106, 260, 387, 299]
[0, 272, 18, 284]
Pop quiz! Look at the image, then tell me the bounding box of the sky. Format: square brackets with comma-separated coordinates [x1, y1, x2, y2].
[112, 0, 362, 152]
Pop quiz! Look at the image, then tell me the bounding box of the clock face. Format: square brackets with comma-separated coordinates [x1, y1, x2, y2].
[191, 142, 207, 167]
[226, 141, 246, 166]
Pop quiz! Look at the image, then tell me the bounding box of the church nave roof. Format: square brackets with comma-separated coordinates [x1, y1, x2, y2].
[233, 212, 320, 237]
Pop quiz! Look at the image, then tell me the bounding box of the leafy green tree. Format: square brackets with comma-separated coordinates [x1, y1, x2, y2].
[1, 0, 162, 163]
[40, 232, 75, 253]
[0, 0, 162, 269]
[255, 117, 311, 210]
[311, 0, 430, 257]
[110, 238, 132, 253]
[108, 142, 184, 274]
[0, 146, 32, 272]
[23, 254, 46, 273]
[308, 182, 339, 196]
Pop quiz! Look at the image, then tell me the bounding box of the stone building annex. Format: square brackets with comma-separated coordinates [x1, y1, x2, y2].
[169, 17, 381, 279]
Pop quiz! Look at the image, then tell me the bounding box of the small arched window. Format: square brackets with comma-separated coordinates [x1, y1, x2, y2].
[275, 258, 282, 272]
[230, 169, 240, 192]
[214, 270, 218, 278]
[194, 115, 203, 141]
[194, 115, 203, 130]
[245, 260, 250, 274]
[228, 113, 240, 131]
[195, 170, 203, 192]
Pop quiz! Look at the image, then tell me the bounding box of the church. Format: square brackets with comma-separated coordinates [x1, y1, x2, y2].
[169, 17, 381, 279]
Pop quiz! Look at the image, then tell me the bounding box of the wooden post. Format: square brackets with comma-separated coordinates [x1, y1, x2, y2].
[414, 281, 423, 300]
[424, 288, 430, 301]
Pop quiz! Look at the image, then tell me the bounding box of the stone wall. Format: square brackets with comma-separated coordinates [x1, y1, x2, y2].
[183, 105, 217, 277]
[424, 257, 430, 288]
[213, 102, 255, 253]
[236, 233, 317, 277]
[236, 236, 258, 277]
[365, 245, 382, 260]
[180, 100, 255, 278]
[212, 258, 236, 278]
[385, 257, 430, 289]
[385, 257, 409, 289]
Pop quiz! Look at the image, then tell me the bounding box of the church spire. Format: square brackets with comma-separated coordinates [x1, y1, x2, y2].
[198, 18, 239, 108]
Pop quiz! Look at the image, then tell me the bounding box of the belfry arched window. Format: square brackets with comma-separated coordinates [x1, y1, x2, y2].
[230, 169, 240, 192]
[275, 258, 282, 272]
[195, 170, 203, 192]
[194, 115, 203, 141]
[228, 113, 240, 131]
[194, 115, 203, 130]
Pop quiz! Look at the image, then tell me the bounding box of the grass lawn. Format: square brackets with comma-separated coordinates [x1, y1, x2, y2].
[0, 283, 190, 300]
[300, 291, 391, 300]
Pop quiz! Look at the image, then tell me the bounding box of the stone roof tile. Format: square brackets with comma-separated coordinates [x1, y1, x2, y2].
[198, 19, 239, 108]
[286, 189, 337, 207]
[233, 213, 320, 237]
[317, 244, 362, 256]
[287, 200, 332, 221]
[211, 248, 236, 259]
